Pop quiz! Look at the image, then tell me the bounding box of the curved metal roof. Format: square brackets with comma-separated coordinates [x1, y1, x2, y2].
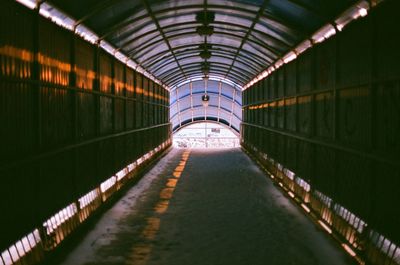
[47, 0, 358, 87]
[170, 78, 241, 132]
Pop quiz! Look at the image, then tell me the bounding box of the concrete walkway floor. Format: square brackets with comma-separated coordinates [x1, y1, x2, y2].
[57, 148, 355, 265]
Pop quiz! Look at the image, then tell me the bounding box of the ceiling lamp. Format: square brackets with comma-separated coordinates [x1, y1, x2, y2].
[196, 11, 215, 25]
[200, 50, 212, 59]
[196, 25, 214, 36]
[201, 94, 210, 107]
[201, 61, 210, 75]
[199, 44, 212, 50]
[199, 44, 212, 59]
[196, 11, 215, 36]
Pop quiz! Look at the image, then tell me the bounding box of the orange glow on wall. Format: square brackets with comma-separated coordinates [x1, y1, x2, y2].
[0, 45, 34, 62]
[99, 75, 113, 93]
[75, 67, 95, 90]
[298, 95, 312, 104]
[37, 53, 71, 72]
[0, 45, 33, 78]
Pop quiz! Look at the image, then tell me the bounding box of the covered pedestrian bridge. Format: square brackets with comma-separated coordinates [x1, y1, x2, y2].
[1, 0, 399, 264]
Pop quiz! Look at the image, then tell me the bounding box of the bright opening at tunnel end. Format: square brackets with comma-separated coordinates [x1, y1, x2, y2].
[173, 122, 239, 149]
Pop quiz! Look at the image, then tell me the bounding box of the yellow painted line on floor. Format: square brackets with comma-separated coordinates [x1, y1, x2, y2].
[129, 243, 152, 265]
[159, 187, 175, 199]
[127, 151, 191, 265]
[141, 217, 161, 240]
[154, 200, 169, 214]
[174, 165, 185, 172]
[166, 178, 178, 188]
[172, 171, 182, 178]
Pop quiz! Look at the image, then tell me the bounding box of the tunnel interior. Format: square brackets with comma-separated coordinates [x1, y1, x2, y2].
[1, 0, 400, 264]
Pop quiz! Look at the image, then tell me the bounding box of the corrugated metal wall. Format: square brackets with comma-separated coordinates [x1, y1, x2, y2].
[242, 0, 400, 245]
[0, 1, 171, 250]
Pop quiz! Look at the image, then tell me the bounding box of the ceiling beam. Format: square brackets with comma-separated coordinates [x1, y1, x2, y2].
[73, 0, 116, 27]
[151, 53, 261, 75]
[99, 4, 305, 42]
[162, 65, 251, 85]
[224, 0, 269, 79]
[125, 30, 279, 63]
[147, 48, 265, 72]
[160, 61, 255, 80]
[137, 43, 269, 69]
[169, 72, 245, 89]
[111, 16, 291, 52]
[141, 0, 187, 79]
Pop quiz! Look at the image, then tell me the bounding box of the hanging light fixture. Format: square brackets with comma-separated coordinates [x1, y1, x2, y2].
[201, 94, 210, 107]
[200, 50, 212, 59]
[201, 61, 210, 78]
[196, 11, 215, 24]
[199, 44, 212, 59]
[202, 68, 209, 107]
[196, 25, 214, 36]
[196, 9, 214, 81]
[196, 10, 215, 36]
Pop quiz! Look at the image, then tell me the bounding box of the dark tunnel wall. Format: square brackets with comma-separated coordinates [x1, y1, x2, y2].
[0, 1, 170, 250]
[242, 0, 400, 247]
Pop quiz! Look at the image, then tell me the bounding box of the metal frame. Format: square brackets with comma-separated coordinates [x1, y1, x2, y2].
[45, 0, 344, 87]
[142, 0, 187, 79]
[173, 119, 240, 136]
[147, 47, 266, 72]
[127, 30, 279, 62]
[114, 20, 289, 54]
[141, 43, 268, 70]
[224, 0, 269, 79]
[151, 53, 261, 76]
[171, 79, 241, 132]
[90, 4, 306, 41]
[160, 61, 254, 82]
[163, 68, 249, 86]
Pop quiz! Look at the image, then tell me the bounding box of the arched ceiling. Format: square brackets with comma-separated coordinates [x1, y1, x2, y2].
[170, 78, 241, 132]
[46, 0, 358, 87]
